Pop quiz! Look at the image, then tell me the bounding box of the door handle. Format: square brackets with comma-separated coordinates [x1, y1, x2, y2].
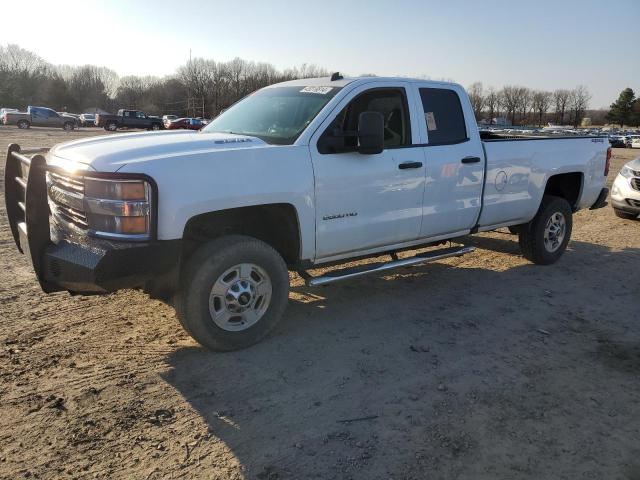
[398, 161, 423, 170]
[461, 156, 481, 164]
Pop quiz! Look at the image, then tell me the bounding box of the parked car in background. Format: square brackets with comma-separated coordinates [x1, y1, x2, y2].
[165, 117, 204, 130]
[3, 106, 78, 130]
[95, 109, 164, 131]
[79, 113, 96, 127]
[609, 135, 627, 148]
[627, 135, 640, 148]
[162, 115, 178, 125]
[1, 108, 19, 121]
[611, 159, 640, 219]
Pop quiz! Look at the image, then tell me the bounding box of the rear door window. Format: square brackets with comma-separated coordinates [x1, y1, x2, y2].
[419, 88, 468, 145]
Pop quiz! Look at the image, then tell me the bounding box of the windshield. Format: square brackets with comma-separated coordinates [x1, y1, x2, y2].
[201, 85, 342, 145]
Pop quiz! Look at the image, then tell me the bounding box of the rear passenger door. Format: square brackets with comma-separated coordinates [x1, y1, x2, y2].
[412, 85, 485, 237]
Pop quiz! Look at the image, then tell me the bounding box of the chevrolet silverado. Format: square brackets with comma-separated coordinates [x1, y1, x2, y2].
[4, 74, 610, 350]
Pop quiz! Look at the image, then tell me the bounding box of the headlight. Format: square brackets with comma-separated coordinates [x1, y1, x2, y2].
[619, 165, 635, 179]
[84, 177, 153, 240]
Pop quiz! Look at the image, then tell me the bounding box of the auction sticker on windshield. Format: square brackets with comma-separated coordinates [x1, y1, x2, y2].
[300, 86, 333, 94]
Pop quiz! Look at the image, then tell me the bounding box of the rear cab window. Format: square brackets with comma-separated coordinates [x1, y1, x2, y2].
[418, 88, 468, 145]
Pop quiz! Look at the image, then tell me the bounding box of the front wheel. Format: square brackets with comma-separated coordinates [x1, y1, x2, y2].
[176, 235, 290, 351]
[518, 195, 573, 265]
[63, 121, 74, 131]
[105, 122, 118, 132]
[151, 123, 161, 131]
[17, 120, 30, 129]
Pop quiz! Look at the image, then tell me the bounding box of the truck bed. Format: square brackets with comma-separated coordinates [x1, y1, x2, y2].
[477, 134, 608, 228]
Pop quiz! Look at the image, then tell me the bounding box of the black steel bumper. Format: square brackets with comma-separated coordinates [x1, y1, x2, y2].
[589, 187, 609, 210]
[4, 144, 180, 295]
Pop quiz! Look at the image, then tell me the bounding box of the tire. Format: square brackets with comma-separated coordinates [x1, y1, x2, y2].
[105, 122, 118, 132]
[507, 225, 522, 235]
[63, 121, 74, 131]
[518, 195, 572, 265]
[176, 235, 290, 351]
[17, 120, 30, 129]
[151, 123, 161, 131]
[614, 209, 638, 220]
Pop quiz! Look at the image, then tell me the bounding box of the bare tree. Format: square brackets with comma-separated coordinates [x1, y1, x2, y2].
[568, 85, 591, 128]
[532, 90, 553, 126]
[484, 86, 500, 123]
[467, 82, 484, 120]
[0, 44, 48, 74]
[501, 86, 521, 126]
[553, 89, 571, 125]
[516, 87, 532, 125]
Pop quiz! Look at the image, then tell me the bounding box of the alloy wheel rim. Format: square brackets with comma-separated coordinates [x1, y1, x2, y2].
[543, 212, 566, 252]
[208, 263, 272, 332]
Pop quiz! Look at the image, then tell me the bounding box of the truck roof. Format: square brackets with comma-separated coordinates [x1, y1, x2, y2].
[271, 75, 462, 90]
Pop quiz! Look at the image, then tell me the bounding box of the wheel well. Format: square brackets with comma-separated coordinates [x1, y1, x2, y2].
[544, 173, 583, 210]
[182, 204, 301, 266]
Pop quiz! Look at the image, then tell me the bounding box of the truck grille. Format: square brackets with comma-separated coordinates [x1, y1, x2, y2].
[47, 172, 88, 230]
[632, 178, 640, 191]
[627, 199, 640, 208]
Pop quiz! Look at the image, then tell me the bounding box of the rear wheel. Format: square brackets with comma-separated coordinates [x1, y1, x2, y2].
[176, 235, 290, 351]
[518, 195, 572, 265]
[17, 120, 30, 129]
[614, 209, 638, 220]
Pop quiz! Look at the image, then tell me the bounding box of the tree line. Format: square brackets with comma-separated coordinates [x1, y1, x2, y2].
[2, 43, 638, 127]
[466, 82, 596, 127]
[0, 44, 327, 117]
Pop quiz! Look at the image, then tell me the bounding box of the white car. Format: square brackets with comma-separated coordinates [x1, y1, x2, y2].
[628, 135, 640, 149]
[5, 74, 610, 351]
[611, 159, 640, 219]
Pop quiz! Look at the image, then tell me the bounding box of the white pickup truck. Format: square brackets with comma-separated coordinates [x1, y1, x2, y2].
[5, 74, 610, 350]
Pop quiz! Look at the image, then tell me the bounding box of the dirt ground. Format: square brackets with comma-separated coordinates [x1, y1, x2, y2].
[0, 125, 639, 480]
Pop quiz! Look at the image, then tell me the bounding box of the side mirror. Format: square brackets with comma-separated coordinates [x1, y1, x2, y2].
[357, 111, 384, 155]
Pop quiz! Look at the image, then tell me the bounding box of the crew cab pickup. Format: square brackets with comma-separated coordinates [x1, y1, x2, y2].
[3, 106, 78, 131]
[4, 75, 610, 351]
[95, 109, 164, 132]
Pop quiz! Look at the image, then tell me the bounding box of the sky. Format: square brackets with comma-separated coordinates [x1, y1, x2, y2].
[2, 0, 639, 108]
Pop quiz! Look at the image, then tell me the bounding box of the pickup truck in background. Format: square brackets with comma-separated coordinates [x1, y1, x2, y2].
[2, 106, 78, 130]
[95, 109, 164, 131]
[4, 74, 610, 351]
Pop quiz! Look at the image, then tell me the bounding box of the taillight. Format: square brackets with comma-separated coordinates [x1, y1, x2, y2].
[605, 147, 611, 176]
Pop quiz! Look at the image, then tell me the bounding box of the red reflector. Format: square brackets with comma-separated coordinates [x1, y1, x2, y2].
[605, 147, 611, 176]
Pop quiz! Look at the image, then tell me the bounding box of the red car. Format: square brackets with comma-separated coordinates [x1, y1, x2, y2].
[165, 117, 204, 130]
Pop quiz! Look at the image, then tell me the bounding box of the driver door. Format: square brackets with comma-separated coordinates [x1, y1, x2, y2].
[309, 82, 426, 260]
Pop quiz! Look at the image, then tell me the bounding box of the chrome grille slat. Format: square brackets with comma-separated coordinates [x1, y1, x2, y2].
[49, 171, 84, 194]
[55, 205, 89, 227]
[47, 171, 88, 230]
[631, 178, 640, 191]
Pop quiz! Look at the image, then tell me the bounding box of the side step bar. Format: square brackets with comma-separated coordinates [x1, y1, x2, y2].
[301, 246, 475, 287]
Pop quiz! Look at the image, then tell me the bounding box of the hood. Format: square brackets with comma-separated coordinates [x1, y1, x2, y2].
[47, 130, 270, 172]
[626, 157, 640, 172]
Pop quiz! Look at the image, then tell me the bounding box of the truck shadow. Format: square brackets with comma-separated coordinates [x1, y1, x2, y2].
[161, 237, 639, 478]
